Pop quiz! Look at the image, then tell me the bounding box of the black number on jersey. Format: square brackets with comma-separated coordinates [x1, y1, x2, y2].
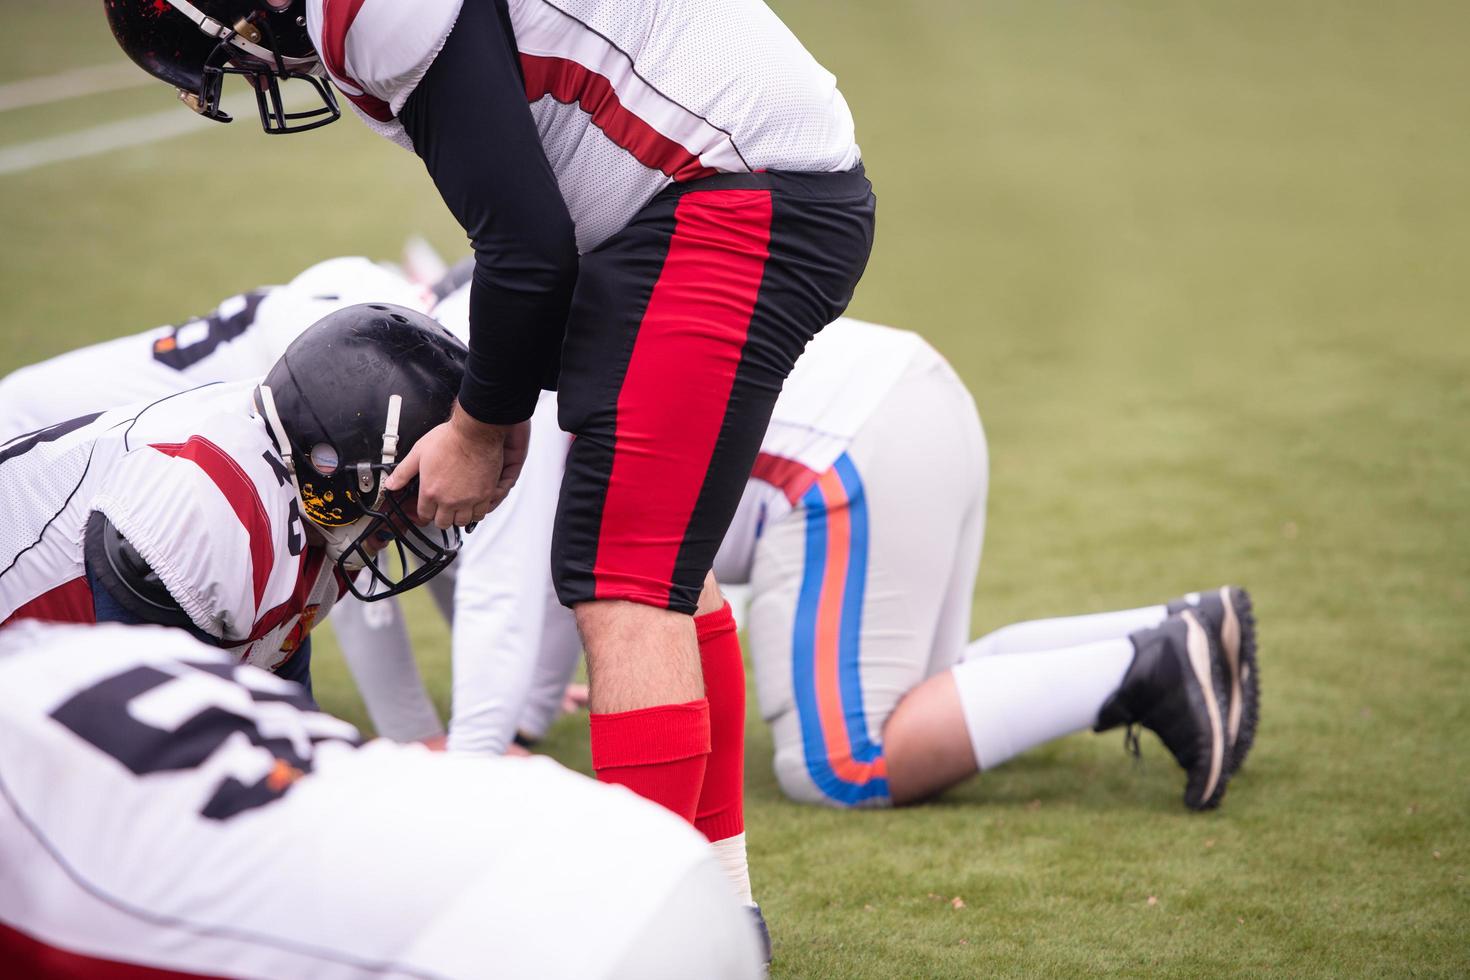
[50, 659, 358, 820]
[151, 290, 270, 371]
[0, 411, 103, 467]
[262, 449, 306, 556]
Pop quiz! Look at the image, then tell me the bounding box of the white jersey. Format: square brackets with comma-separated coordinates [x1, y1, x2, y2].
[307, 0, 861, 252]
[0, 622, 760, 979]
[0, 382, 340, 672]
[432, 297, 940, 752]
[0, 257, 429, 443]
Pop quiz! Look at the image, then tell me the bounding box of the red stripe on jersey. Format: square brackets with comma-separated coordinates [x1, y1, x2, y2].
[248, 547, 327, 643]
[319, 0, 394, 122]
[592, 190, 773, 605]
[1, 576, 94, 627]
[519, 54, 719, 183]
[151, 439, 273, 612]
[0, 919, 215, 979]
[750, 452, 822, 505]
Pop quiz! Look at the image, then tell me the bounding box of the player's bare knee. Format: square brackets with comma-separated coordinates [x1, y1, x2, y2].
[576, 599, 704, 712]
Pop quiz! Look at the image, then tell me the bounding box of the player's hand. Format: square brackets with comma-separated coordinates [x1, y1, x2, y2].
[385, 404, 531, 529]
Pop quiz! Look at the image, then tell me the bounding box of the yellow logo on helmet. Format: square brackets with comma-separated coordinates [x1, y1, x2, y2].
[299, 483, 349, 527]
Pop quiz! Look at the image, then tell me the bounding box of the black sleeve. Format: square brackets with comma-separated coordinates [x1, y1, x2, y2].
[400, 0, 579, 424]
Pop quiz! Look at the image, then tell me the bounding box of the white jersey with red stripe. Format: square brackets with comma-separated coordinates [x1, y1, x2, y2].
[306, 0, 861, 251]
[0, 257, 429, 444]
[0, 621, 760, 979]
[0, 382, 340, 672]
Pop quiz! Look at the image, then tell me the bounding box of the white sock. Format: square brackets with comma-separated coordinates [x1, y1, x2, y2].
[953, 638, 1135, 770]
[711, 833, 753, 905]
[965, 604, 1168, 659]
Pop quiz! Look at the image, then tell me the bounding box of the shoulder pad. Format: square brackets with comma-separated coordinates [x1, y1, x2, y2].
[84, 512, 194, 630]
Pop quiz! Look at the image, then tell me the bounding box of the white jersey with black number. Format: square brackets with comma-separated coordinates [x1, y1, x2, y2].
[0, 382, 340, 672]
[0, 622, 760, 979]
[307, 0, 861, 252]
[0, 257, 429, 443]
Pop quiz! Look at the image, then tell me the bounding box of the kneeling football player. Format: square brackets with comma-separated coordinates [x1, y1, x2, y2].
[0, 304, 468, 695]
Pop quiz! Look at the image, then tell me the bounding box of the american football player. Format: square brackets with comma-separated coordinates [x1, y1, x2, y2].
[0, 304, 467, 696]
[0, 255, 431, 444]
[0, 620, 760, 979]
[366, 301, 1262, 812]
[0, 253, 460, 743]
[106, 12, 874, 951]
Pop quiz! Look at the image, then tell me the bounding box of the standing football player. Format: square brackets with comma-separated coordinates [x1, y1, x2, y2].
[107, 2, 876, 943]
[0, 305, 466, 695]
[368, 302, 1263, 811]
[0, 620, 760, 979]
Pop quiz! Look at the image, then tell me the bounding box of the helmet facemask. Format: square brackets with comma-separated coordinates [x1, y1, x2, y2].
[157, 0, 340, 134]
[332, 470, 462, 602]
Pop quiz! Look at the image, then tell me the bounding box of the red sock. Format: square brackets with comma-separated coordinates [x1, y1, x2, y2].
[590, 699, 710, 823]
[694, 601, 746, 842]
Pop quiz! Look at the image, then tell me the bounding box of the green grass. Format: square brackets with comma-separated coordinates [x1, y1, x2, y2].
[3, 1, 1467, 975]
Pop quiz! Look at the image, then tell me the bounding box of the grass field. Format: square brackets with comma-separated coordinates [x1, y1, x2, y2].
[3, 1, 1468, 975]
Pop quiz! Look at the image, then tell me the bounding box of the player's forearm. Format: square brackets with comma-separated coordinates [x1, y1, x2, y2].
[458, 255, 573, 424]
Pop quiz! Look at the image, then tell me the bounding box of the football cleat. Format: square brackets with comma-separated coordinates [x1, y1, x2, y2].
[747, 903, 772, 969]
[1168, 587, 1259, 775]
[1096, 611, 1234, 810]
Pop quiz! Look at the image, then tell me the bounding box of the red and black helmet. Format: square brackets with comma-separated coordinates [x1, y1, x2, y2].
[103, 0, 338, 133]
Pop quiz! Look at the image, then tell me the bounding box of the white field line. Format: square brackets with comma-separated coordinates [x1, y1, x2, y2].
[0, 91, 317, 177]
[0, 63, 153, 113]
[0, 107, 220, 176]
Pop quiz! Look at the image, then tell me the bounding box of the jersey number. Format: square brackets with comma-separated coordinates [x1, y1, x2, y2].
[50, 659, 355, 820]
[151, 290, 270, 371]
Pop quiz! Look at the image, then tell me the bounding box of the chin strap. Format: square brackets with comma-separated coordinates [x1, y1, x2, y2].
[255, 384, 297, 479]
[164, 0, 323, 74]
[381, 394, 403, 466]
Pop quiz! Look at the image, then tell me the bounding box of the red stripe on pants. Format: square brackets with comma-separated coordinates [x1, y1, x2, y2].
[592, 190, 773, 606]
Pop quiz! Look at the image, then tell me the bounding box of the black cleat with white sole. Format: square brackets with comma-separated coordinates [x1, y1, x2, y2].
[1168, 586, 1259, 775]
[1096, 610, 1234, 810]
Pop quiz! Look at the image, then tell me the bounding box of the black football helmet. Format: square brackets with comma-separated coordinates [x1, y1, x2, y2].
[254, 304, 468, 601]
[103, 0, 338, 134]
